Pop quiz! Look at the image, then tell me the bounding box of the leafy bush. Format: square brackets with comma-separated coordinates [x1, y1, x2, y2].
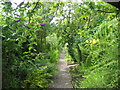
[22, 65, 53, 88]
[1, 0, 119, 89]
[1, 1, 62, 88]
[63, 1, 119, 89]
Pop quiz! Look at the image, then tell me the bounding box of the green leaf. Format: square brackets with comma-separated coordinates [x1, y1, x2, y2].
[29, 46, 33, 50]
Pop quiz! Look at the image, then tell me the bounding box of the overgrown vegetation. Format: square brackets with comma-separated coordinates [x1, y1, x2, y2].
[63, 1, 119, 89]
[1, 0, 119, 89]
[1, 1, 62, 88]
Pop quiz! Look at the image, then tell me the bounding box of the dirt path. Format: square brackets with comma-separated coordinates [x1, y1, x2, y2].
[51, 49, 73, 88]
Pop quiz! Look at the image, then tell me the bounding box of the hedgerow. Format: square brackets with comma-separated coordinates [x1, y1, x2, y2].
[1, 0, 119, 89]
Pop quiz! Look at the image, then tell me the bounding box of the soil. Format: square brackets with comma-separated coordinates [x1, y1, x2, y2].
[51, 49, 73, 88]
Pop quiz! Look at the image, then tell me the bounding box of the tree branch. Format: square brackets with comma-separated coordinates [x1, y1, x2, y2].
[28, 0, 40, 23]
[31, 0, 40, 13]
[97, 10, 114, 13]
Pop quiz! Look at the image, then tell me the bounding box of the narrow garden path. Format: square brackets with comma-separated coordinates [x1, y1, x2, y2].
[51, 49, 73, 88]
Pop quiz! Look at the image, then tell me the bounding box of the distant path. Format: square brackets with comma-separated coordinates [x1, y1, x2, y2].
[51, 49, 73, 88]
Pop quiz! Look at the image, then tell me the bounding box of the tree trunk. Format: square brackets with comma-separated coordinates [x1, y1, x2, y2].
[77, 44, 82, 62]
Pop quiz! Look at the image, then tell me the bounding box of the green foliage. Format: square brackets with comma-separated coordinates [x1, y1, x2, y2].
[1, 0, 119, 89]
[1, 1, 62, 88]
[22, 65, 53, 88]
[63, 1, 119, 89]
